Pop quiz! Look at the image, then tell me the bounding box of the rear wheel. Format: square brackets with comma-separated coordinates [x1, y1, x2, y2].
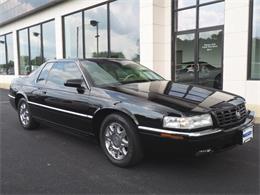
[100, 114, 143, 167]
[18, 98, 39, 130]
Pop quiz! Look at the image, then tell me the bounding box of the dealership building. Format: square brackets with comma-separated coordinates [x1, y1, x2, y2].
[0, 0, 259, 117]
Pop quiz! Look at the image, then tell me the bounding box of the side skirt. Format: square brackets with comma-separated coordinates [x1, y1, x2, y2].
[33, 116, 97, 141]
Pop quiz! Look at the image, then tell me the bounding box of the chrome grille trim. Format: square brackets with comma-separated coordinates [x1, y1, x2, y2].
[214, 103, 247, 128]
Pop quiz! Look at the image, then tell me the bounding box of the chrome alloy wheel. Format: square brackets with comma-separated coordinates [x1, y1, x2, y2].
[19, 102, 30, 126]
[104, 122, 129, 160]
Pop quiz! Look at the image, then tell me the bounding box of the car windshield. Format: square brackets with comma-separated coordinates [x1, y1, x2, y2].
[80, 60, 164, 86]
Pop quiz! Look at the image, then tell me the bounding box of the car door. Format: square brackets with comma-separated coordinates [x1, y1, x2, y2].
[42, 61, 93, 133]
[29, 62, 54, 120]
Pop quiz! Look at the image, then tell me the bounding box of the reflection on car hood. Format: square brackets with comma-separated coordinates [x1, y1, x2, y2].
[104, 81, 244, 114]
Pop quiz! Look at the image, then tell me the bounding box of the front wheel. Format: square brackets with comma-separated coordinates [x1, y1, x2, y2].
[99, 114, 143, 167]
[18, 98, 39, 130]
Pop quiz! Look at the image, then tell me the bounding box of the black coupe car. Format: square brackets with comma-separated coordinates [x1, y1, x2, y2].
[9, 59, 255, 167]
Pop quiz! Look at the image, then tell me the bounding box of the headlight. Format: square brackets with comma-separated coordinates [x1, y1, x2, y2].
[163, 114, 213, 130]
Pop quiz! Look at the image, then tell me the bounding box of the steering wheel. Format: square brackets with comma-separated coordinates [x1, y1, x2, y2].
[123, 74, 136, 81]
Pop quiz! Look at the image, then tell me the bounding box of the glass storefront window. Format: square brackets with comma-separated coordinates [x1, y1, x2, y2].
[199, 2, 225, 28]
[178, 0, 196, 9]
[29, 25, 41, 71]
[64, 12, 83, 58]
[176, 34, 195, 64]
[0, 34, 14, 75]
[177, 8, 196, 31]
[249, 0, 260, 80]
[42, 21, 56, 61]
[6, 33, 14, 75]
[18, 29, 30, 75]
[0, 35, 6, 74]
[174, 0, 225, 89]
[63, 0, 140, 62]
[175, 33, 195, 83]
[110, 0, 140, 61]
[84, 5, 107, 58]
[198, 30, 223, 89]
[18, 20, 56, 75]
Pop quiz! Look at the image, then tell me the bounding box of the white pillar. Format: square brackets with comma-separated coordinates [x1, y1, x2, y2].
[153, 0, 172, 80]
[140, 0, 154, 70]
[13, 30, 19, 76]
[55, 16, 63, 59]
[140, 0, 172, 80]
[223, 0, 250, 96]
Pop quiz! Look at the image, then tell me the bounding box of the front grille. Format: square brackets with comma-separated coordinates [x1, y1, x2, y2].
[215, 104, 247, 128]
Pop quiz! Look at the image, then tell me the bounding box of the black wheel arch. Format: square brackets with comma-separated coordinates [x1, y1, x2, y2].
[15, 92, 28, 109]
[92, 107, 139, 139]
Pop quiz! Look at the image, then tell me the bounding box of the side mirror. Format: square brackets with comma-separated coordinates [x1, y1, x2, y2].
[64, 79, 83, 88]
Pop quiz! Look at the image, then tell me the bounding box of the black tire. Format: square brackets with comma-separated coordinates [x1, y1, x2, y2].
[99, 113, 143, 167]
[17, 98, 39, 130]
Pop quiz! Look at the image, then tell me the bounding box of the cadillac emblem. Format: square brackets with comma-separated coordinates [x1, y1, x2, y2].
[235, 110, 241, 119]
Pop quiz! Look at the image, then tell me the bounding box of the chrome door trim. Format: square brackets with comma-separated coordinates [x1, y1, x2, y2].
[28, 101, 93, 119]
[8, 94, 15, 99]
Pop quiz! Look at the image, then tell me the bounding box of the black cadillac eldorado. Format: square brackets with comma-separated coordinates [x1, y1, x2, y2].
[9, 59, 255, 167]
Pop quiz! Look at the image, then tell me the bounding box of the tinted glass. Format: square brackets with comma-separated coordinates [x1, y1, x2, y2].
[174, 0, 224, 89]
[177, 8, 196, 31]
[64, 12, 83, 58]
[0, 33, 14, 75]
[81, 60, 163, 86]
[37, 62, 54, 85]
[175, 34, 195, 83]
[46, 62, 82, 87]
[18, 29, 30, 75]
[110, 0, 140, 61]
[42, 21, 56, 61]
[29, 25, 42, 71]
[199, 2, 225, 28]
[84, 5, 107, 58]
[178, 0, 196, 9]
[6, 33, 14, 75]
[250, 0, 260, 79]
[17, 20, 56, 75]
[198, 30, 223, 89]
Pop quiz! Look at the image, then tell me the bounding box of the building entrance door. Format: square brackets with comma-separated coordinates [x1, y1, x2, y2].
[173, 0, 225, 89]
[175, 28, 223, 89]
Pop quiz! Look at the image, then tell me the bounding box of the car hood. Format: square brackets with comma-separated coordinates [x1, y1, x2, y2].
[103, 81, 245, 115]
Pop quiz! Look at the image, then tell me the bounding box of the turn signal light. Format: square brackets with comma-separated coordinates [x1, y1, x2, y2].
[160, 133, 184, 140]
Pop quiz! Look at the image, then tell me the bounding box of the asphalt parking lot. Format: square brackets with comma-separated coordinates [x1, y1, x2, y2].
[0, 89, 259, 194]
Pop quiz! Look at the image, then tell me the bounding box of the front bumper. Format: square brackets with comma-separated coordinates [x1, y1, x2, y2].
[9, 94, 16, 109]
[138, 111, 255, 154]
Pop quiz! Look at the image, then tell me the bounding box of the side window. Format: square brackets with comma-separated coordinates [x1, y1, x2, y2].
[46, 62, 83, 88]
[37, 63, 54, 85]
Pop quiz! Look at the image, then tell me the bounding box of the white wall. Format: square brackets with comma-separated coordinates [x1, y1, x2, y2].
[140, 0, 172, 80]
[223, 0, 260, 116]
